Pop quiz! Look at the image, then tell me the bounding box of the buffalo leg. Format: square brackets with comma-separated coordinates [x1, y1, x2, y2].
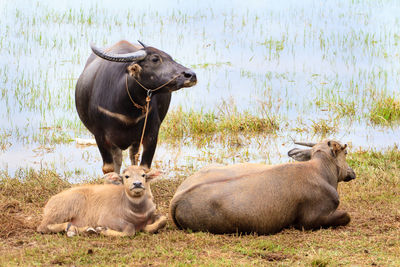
[111, 147, 122, 173]
[143, 215, 167, 233]
[129, 143, 140, 166]
[95, 135, 114, 174]
[99, 228, 131, 237]
[299, 210, 350, 230]
[45, 222, 70, 233]
[140, 133, 158, 169]
[37, 222, 65, 234]
[40, 222, 92, 237]
[316, 210, 351, 228]
[96, 226, 135, 237]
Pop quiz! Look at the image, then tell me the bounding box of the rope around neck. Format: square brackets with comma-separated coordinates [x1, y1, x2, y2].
[131, 74, 180, 93]
[134, 95, 151, 165]
[125, 75, 146, 114]
[125, 74, 180, 165]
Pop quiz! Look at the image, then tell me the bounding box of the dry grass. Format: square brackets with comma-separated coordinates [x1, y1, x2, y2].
[0, 149, 399, 266]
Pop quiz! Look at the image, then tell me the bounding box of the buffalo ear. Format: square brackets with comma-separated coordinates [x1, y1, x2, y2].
[127, 63, 142, 78]
[103, 172, 123, 185]
[145, 169, 163, 182]
[288, 148, 312, 161]
[119, 175, 124, 184]
[328, 141, 342, 157]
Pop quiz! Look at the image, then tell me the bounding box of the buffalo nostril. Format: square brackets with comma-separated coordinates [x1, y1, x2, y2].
[183, 71, 196, 79]
[133, 182, 142, 187]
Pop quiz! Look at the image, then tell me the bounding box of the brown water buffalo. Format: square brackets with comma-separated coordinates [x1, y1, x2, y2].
[37, 166, 166, 237]
[169, 140, 356, 234]
[75, 40, 197, 174]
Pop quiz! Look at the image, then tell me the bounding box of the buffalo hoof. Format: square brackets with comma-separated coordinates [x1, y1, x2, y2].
[66, 228, 78, 237]
[85, 227, 98, 235]
[66, 223, 78, 237]
[95, 226, 107, 233]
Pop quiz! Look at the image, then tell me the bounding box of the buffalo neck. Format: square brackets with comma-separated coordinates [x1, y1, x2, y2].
[122, 189, 155, 214]
[122, 191, 156, 224]
[311, 151, 339, 189]
[125, 75, 149, 108]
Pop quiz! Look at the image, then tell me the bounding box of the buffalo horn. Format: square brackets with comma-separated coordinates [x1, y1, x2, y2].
[294, 141, 317, 147]
[137, 40, 147, 48]
[90, 44, 146, 62]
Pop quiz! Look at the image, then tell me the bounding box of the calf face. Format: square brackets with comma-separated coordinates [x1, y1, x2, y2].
[288, 139, 356, 183]
[121, 166, 161, 198]
[326, 141, 356, 182]
[343, 167, 356, 182]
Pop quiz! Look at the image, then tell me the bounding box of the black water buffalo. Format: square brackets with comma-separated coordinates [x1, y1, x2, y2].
[75, 40, 197, 174]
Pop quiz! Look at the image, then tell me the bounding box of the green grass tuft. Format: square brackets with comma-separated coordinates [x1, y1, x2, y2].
[160, 107, 279, 140]
[311, 258, 330, 267]
[369, 96, 400, 125]
[310, 119, 337, 136]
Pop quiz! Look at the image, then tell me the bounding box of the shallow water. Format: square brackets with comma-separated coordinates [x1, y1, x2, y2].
[0, 0, 399, 180]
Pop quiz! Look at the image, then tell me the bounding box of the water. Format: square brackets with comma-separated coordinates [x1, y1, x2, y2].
[1, 0, 399, 180]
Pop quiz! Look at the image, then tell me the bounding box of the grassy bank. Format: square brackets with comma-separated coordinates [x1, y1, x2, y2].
[369, 95, 400, 125]
[159, 106, 280, 140]
[1, 149, 399, 266]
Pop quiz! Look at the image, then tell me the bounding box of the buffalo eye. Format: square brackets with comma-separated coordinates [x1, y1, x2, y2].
[151, 55, 160, 63]
[125, 175, 129, 179]
[142, 174, 146, 177]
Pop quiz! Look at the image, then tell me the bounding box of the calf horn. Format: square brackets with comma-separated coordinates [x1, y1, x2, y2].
[294, 141, 317, 147]
[90, 44, 147, 62]
[137, 40, 147, 48]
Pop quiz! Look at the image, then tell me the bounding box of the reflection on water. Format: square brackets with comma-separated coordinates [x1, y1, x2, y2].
[0, 0, 399, 180]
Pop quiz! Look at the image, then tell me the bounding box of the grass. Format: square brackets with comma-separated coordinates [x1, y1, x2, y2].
[1, 149, 399, 266]
[310, 118, 337, 137]
[1, 1, 400, 264]
[0, 130, 12, 151]
[160, 106, 280, 140]
[1, 0, 400, 151]
[369, 95, 400, 125]
[33, 126, 75, 145]
[315, 98, 357, 118]
[290, 117, 338, 137]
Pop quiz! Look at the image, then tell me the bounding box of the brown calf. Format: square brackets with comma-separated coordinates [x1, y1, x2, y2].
[169, 140, 355, 234]
[37, 166, 166, 237]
